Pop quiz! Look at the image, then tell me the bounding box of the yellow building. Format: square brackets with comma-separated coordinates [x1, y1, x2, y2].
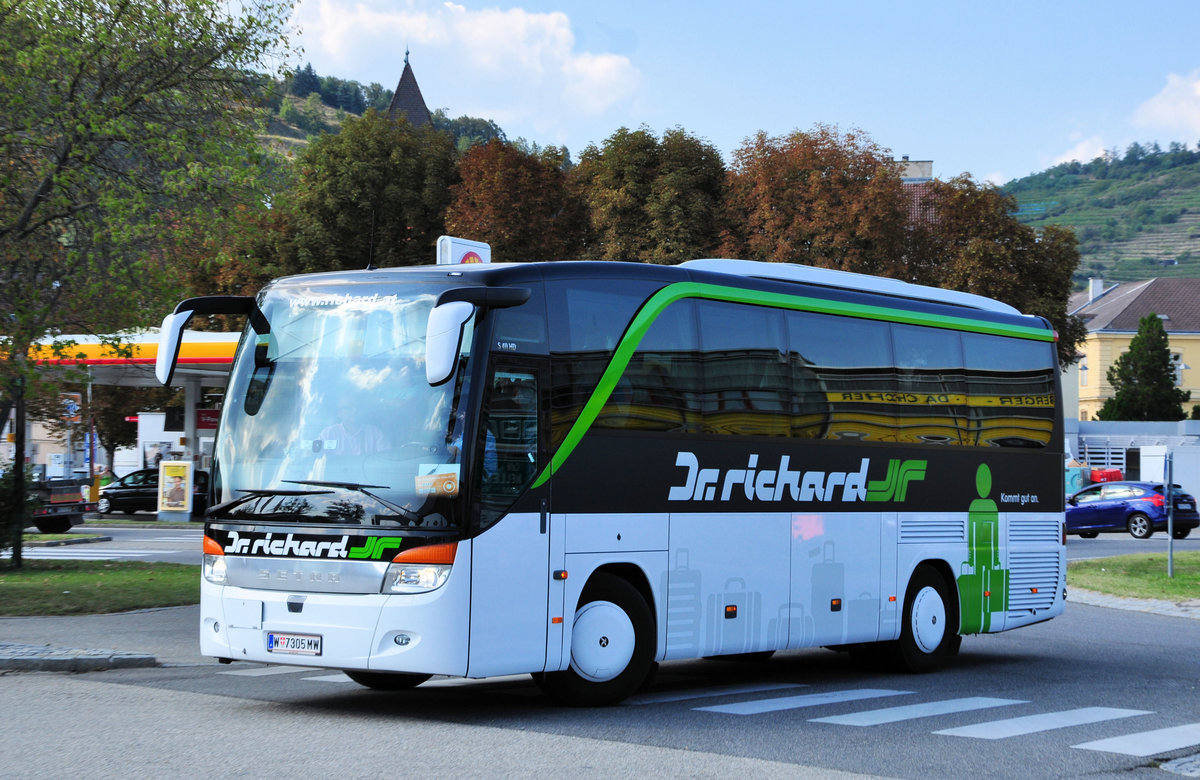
[1070, 278, 1200, 421]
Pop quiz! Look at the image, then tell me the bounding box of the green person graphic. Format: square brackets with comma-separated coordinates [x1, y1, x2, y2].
[956, 464, 1010, 633]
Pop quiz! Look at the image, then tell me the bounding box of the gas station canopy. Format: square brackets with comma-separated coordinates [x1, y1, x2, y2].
[34, 330, 240, 388]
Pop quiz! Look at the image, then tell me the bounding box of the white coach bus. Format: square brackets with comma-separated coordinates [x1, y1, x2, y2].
[156, 258, 1066, 705]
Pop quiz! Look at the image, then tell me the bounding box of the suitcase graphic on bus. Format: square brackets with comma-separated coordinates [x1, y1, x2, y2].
[706, 577, 762, 655]
[768, 601, 814, 648]
[809, 541, 846, 644]
[844, 591, 881, 643]
[665, 549, 703, 656]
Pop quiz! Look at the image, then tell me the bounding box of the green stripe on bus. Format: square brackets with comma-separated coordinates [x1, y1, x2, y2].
[531, 281, 1053, 488]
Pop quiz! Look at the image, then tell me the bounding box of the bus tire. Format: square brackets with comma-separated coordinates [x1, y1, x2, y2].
[343, 670, 431, 690]
[536, 573, 654, 706]
[890, 565, 957, 673]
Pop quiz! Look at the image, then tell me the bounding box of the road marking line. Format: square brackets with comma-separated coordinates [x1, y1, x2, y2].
[934, 707, 1152, 739]
[2, 550, 154, 559]
[695, 688, 911, 715]
[305, 674, 355, 683]
[811, 697, 1027, 726]
[1073, 723, 1200, 756]
[421, 674, 530, 687]
[630, 683, 808, 705]
[220, 666, 312, 677]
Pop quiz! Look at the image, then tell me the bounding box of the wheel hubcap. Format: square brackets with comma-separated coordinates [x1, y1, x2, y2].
[911, 585, 946, 654]
[570, 600, 635, 682]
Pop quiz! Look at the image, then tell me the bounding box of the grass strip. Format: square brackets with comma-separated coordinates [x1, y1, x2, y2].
[0, 560, 199, 616]
[1067, 551, 1200, 601]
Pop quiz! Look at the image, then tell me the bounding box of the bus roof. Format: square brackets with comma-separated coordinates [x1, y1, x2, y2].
[681, 259, 1021, 315]
[273, 259, 1034, 324]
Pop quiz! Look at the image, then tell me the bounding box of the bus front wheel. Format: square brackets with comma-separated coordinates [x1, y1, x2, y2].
[343, 670, 431, 690]
[536, 573, 654, 706]
[890, 566, 959, 673]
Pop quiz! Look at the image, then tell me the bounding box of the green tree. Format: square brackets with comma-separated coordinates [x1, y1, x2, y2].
[287, 110, 458, 272]
[907, 177, 1086, 368]
[1097, 314, 1191, 421]
[432, 110, 507, 154]
[364, 82, 394, 113]
[445, 140, 586, 262]
[573, 126, 726, 263]
[291, 62, 320, 97]
[720, 124, 909, 276]
[0, 0, 293, 566]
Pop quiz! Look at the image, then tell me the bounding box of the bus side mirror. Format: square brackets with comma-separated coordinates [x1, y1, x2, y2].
[155, 295, 264, 386]
[426, 301, 475, 386]
[156, 309, 195, 386]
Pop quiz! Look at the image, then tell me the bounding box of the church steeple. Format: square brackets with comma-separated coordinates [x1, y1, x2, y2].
[386, 50, 432, 128]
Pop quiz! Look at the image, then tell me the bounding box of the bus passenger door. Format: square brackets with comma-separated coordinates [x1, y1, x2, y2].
[467, 362, 554, 678]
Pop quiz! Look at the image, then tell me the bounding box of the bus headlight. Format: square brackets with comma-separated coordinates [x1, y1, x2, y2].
[203, 554, 228, 584]
[383, 562, 451, 593]
[381, 542, 457, 594]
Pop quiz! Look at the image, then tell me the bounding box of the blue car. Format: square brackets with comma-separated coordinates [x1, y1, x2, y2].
[1066, 481, 1199, 539]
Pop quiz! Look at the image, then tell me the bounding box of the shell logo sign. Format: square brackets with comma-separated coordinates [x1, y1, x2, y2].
[436, 235, 491, 265]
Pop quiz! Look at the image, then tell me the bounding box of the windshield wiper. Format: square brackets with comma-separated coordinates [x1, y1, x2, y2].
[208, 487, 334, 516]
[284, 479, 422, 524]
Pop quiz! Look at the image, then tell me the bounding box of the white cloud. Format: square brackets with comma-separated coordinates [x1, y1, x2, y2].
[1132, 71, 1200, 136]
[1051, 135, 1108, 166]
[563, 52, 643, 113]
[293, 0, 642, 124]
[298, 1, 447, 68]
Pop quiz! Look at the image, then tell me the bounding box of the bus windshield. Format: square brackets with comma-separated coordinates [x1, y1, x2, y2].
[213, 280, 474, 528]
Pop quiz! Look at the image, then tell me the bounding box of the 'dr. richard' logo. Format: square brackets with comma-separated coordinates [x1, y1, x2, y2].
[667, 452, 926, 505]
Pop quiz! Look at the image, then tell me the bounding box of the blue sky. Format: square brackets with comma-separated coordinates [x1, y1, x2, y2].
[290, 0, 1200, 185]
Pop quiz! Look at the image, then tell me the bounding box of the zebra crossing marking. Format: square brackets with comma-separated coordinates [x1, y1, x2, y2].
[219, 665, 312, 677]
[630, 682, 807, 705]
[933, 707, 1151, 739]
[1073, 722, 1200, 757]
[305, 673, 356, 683]
[695, 688, 910, 715]
[2, 548, 154, 560]
[811, 696, 1027, 726]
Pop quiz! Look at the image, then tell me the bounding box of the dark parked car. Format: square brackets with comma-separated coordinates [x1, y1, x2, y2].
[97, 468, 209, 519]
[1066, 481, 1198, 539]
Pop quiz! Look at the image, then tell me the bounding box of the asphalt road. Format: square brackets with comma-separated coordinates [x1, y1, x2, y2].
[5, 522, 1198, 777]
[2, 595, 1198, 777]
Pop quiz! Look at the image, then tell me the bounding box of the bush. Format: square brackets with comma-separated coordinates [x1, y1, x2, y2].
[0, 467, 39, 554]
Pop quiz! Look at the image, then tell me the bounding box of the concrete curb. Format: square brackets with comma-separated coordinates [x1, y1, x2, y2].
[23, 535, 113, 547]
[0, 642, 156, 672]
[1069, 587, 1200, 620]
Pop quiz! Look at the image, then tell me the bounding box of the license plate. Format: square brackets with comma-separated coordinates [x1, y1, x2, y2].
[267, 632, 322, 655]
[1177, 502, 1193, 511]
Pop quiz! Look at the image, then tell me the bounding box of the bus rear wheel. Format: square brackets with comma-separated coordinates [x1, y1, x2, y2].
[889, 565, 959, 673]
[536, 573, 654, 706]
[343, 670, 431, 690]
